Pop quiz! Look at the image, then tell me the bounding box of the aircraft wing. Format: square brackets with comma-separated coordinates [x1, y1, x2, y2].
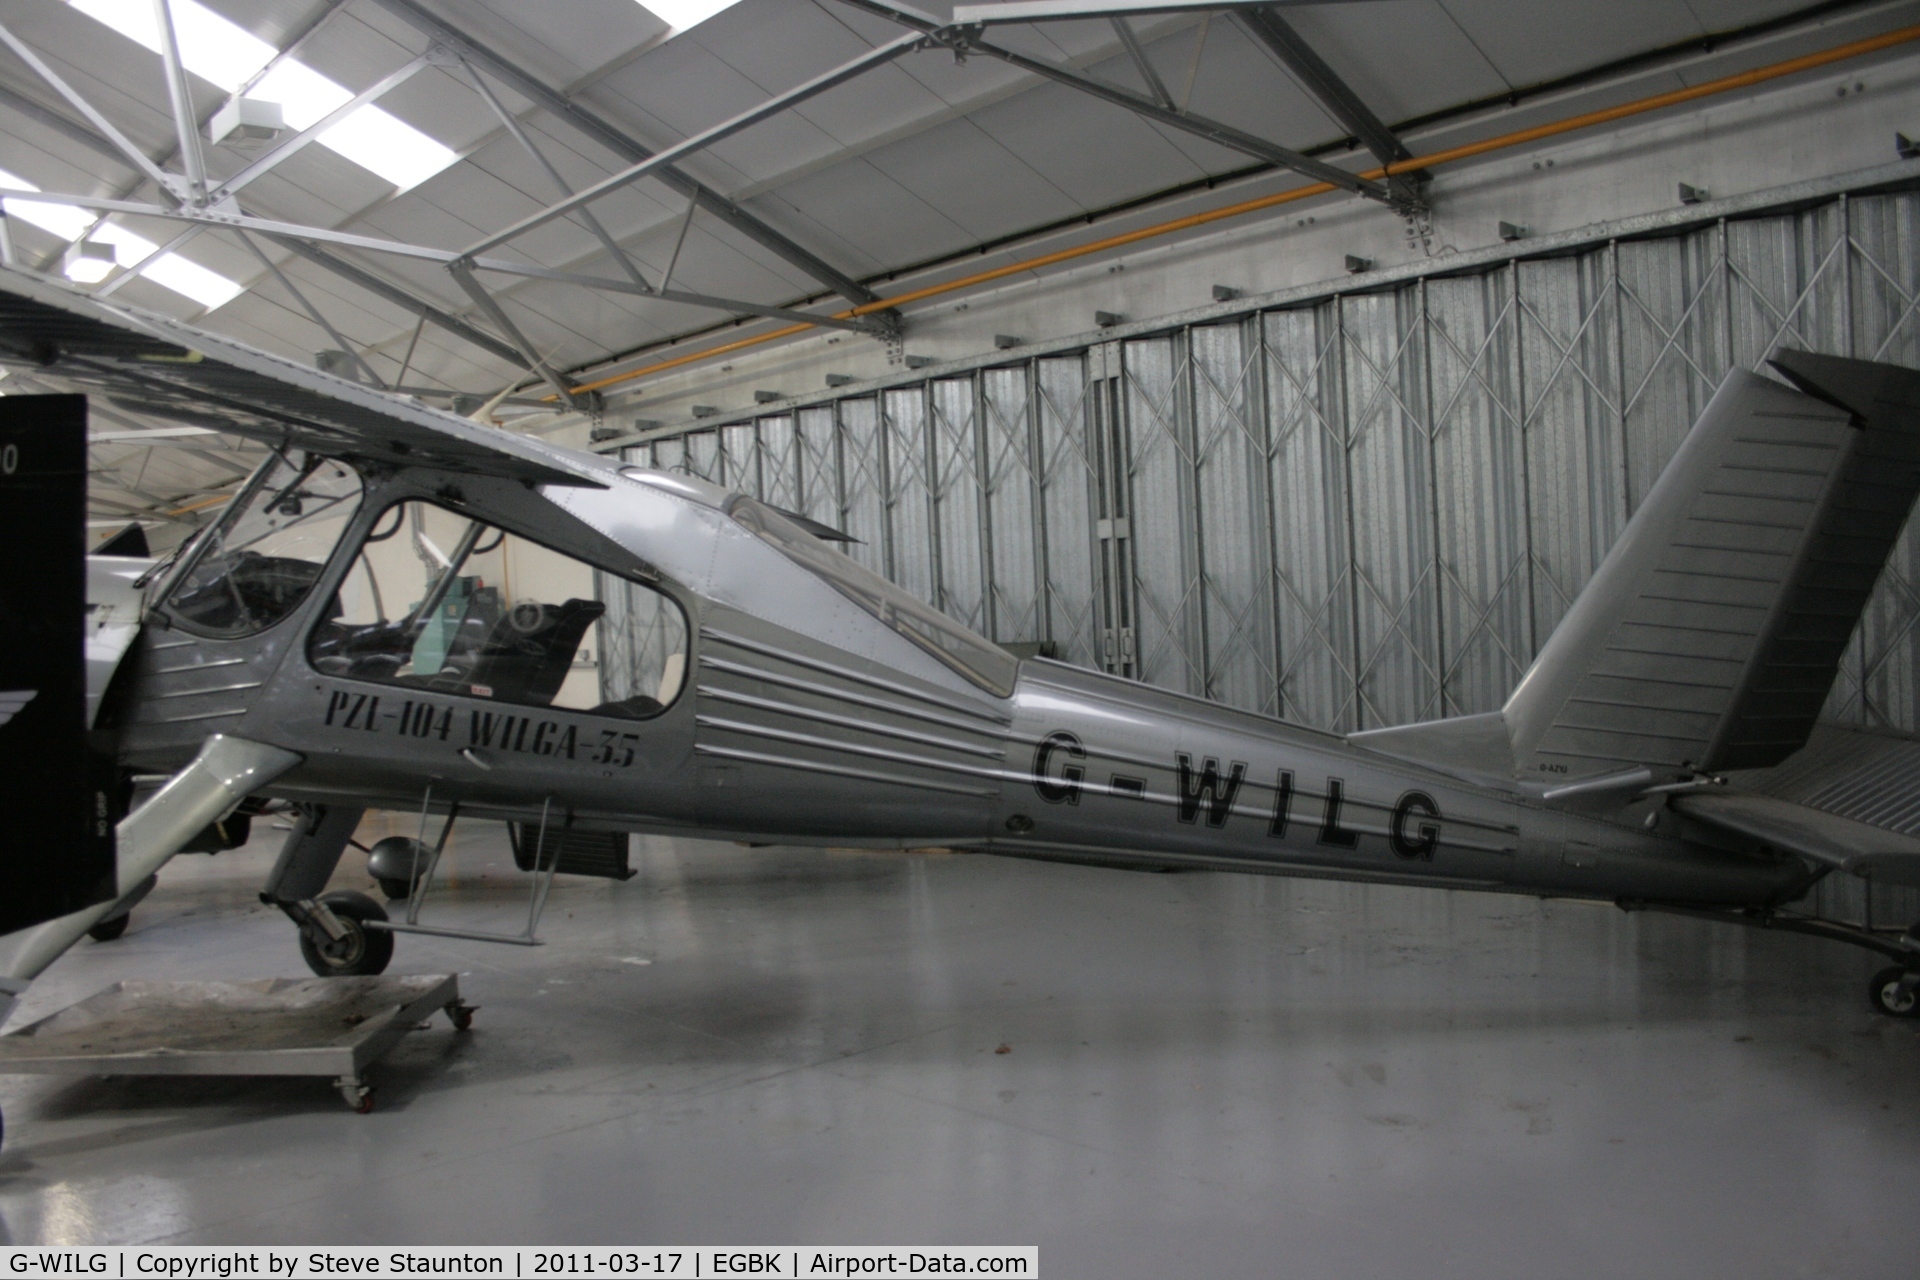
[0, 263, 601, 489]
[1675, 723, 1920, 888]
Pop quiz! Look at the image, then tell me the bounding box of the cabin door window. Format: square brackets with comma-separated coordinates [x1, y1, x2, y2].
[309, 500, 687, 718]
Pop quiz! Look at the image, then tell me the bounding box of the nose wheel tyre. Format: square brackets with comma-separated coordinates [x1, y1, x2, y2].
[86, 913, 130, 942]
[298, 890, 394, 977]
[1868, 966, 1920, 1017]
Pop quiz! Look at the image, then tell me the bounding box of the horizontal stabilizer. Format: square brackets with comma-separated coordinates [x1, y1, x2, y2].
[1673, 791, 1920, 887]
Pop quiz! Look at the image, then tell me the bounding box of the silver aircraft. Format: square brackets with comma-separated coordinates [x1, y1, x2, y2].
[4, 262, 1920, 1032]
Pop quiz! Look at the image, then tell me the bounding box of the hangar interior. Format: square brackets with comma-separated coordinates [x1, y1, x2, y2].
[2, 0, 1920, 1269]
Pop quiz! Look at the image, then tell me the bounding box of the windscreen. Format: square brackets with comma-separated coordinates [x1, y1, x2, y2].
[727, 495, 1018, 698]
[163, 451, 362, 638]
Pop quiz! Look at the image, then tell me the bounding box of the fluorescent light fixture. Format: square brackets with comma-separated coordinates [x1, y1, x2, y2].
[209, 97, 285, 146]
[66, 0, 458, 191]
[639, 0, 745, 33]
[0, 167, 243, 310]
[63, 240, 115, 283]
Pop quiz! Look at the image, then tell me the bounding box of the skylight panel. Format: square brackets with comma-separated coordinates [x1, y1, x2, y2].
[639, 0, 745, 34]
[87, 221, 160, 267]
[65, 0, 458, 192]
[0, 167, 242, 310]
[314, 105, 459, 192]
[141, 252, 244, 309]
[0, 168, 97, 241]
[67, 0, 274, 93]
[251, 59, 353, 130]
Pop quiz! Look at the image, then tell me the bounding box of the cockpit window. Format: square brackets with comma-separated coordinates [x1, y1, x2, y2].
[726, 495, 1018, 698]
[309, 500, 688, 719]
[163, 451, 362, 638]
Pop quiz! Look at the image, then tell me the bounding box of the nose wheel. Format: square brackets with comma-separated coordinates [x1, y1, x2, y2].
[294, 890, 394, 977]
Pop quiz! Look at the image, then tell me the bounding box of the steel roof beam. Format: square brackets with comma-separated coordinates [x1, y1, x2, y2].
[460, 32, 924, 260]
[372, 0, 883, 307]
[456, 60, 654, 294]
[0, 64, 563, 373]
[1110, 17, 1176, 110]
[0, 19, 184, 201]
[445, 261, 583, 406]
[967, 39, 1389, 200]
[0, 82, 127, 162]
[831, 0, 1391, 202]
[1236, 6, 1421, 177]
[263, 236, 528, 369]
[0, 183, 881, 342]
[236, 229, 388, 388]
[952, 0, 1360, 24]
[152, 0, 209, 204]
[466, 258, 890, 335]
[94, 225, 194, 299]
[208, 55, 430, 205]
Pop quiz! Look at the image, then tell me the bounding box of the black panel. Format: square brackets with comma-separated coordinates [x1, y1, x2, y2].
[509, 823, 635, 880]
[0, 395, 115, 933]
[93, 523, 149, 557]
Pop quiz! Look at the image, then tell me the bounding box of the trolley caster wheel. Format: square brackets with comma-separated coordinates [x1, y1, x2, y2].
[445, 1001, 476, 1032]
[375, 879, 412, 903]
[87, 913, 130, 942]
[299, 891, 394, 977]
[337, 1077, 375, 1113]
[1868, 966, 1920, 1017]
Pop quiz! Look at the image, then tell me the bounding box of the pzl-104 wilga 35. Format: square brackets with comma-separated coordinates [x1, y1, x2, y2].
[5, 262, 1920, 1042]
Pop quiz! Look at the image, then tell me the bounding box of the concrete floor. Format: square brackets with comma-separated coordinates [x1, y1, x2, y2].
[0, 818, 1916, 1276]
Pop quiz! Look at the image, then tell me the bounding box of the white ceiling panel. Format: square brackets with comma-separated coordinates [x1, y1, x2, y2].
[470, 0, 667, 84]
[1260, 2, 1507, 125]
[1437, 0, 1706, 87]
[763, 155, 975, 266]
[1178, 19, 1357, 158]
[964, 79, 1209, 211]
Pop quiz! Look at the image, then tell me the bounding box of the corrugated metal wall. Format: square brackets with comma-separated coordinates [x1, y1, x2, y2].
[625, 189, 1920, 741]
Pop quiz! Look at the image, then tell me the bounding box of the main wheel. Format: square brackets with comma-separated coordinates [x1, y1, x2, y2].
[298, 890, 394, 977]
[1869, 966, 1920, 1017]
[87, 913, 130, 942]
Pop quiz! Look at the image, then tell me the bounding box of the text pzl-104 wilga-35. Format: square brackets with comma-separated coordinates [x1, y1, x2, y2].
[5, 262, 1920, 1047]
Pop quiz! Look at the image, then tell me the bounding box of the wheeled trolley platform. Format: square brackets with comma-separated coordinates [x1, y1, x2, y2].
[0, 974, 471, 1113]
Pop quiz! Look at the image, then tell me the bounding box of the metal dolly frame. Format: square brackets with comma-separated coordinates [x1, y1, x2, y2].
[0, 974, 470, 1112]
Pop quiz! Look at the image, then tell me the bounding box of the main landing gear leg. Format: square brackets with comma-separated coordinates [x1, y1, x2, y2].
[262, 806, 393, 977]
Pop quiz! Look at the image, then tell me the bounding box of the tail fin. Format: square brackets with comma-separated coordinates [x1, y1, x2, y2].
[1504, 352, 1920, 779]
